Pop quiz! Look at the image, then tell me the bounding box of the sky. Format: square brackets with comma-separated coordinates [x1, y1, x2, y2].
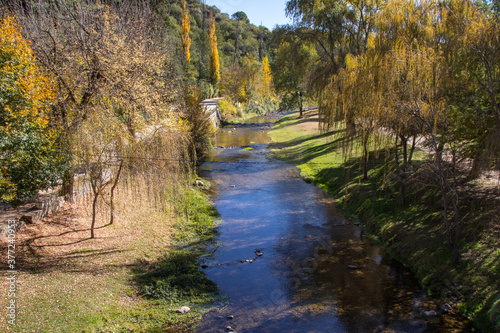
[204, 0, 292, 30]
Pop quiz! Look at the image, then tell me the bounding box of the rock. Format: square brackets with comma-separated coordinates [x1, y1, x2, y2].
[441, 303, 452, 313]
[254, 249, 264, 256]
[226, 326, 234, 331]
[424, 310, 437, 317]
[227, 315, 234, 319]
[20, 214, 35, 224]
[347, 265, 359, 270]
[194, 180, 204, 187]
[240, 260, 246, 263]
[174, 306, 190, 313]
[200, 264, 209, 269]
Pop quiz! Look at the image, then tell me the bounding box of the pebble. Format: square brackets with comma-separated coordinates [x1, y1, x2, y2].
[227, 315, 234, 319]
[174, 306, 190, 313]
[226, 326, 234, 331]
[441, 303, 452, 313]
[424, 310, 437, 317]
[347, 265, 358, 270]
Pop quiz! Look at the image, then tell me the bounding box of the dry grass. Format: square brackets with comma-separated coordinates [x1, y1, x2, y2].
[0, 180, 183, 332]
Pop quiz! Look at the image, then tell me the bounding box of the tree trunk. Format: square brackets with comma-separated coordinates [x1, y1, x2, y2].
[234, 21, 240, 64]
[468, 156, 483, 180]
[109, 160, 123, 225]
[258, 29, 264, 61]
[395, 135, 406, 206]
[363, 138, 369, 180]
[62, 169, 74, 203]
[91, 190, 99, 239]
[299, 91, 303, 117]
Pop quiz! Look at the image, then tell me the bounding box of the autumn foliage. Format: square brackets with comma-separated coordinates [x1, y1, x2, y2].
[209, 14, 220, 86]
[181, 0, 191, 63]
[0, 15, 66, 203]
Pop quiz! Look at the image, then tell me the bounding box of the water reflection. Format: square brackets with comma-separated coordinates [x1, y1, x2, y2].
[197, 115, 470, 332]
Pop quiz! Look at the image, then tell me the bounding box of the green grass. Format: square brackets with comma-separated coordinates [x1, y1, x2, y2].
[128, 189, 221, 332]
[269, 111, 500, 332]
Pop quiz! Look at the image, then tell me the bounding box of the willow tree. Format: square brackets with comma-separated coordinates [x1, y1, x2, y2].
[285, 0, 379, 129]
[455, 3, 500, 179]
[209, 14, 220, 87]
[373, 0, 440, 206]
[181, 0, 191, 63]
[341, 42, 385, 180]
[373, 0, 466, 259]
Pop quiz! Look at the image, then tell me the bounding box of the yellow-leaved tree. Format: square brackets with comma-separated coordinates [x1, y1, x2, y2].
[262, 56, 272, 96]
[209, 14, 220, 87]
[181, 0, 191, 63]
[0, 14, 67, 204]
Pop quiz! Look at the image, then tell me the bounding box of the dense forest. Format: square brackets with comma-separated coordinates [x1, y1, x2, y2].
[1, 0, 500, 331]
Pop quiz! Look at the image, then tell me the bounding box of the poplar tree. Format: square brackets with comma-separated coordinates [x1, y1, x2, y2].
[181, 0, 191, 63]
[209, 14, 220, 86]
[262, 56, 272, 90]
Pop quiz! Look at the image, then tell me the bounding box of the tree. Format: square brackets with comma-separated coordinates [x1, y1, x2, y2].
[74, 113, 126, 238]
[232, 11, 249, 24]
[181, 0, 191, 63]
[4, 1, 196, 239]
[9, 1, 179, 202]
[456, 4, 500, 179]
[0, 14, 67, 204]
[262, 56, 272, 96]
[285, 0, 378, 124]
[272, 28, 316, 116]
[221, 63, 247, 103]
[209, 14, 221, 86]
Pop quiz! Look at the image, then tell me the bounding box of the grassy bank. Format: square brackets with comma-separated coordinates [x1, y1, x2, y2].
[0, 180, 219, 332]
[269, 110, 500, 332]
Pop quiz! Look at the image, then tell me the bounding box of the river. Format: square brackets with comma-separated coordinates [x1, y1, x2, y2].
[197, 114, 469, 333]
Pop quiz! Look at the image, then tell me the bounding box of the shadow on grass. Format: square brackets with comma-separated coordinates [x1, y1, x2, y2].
[270, 129, 345, 151]
[271, 133, 349, 166]
[133, 248, 218, 305]
[126, 190, 222, 332]
[132, 189, 221, 314]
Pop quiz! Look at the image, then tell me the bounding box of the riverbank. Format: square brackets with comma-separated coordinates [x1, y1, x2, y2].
[0, 181, 218, 332]
[269, 110, 500, 332]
